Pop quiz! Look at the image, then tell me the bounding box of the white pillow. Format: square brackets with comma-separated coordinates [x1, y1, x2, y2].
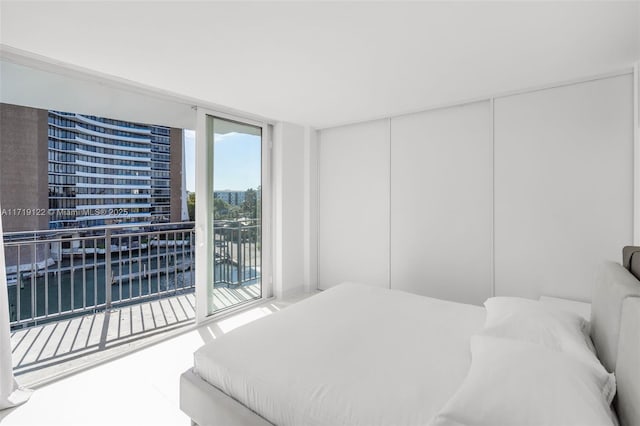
[484, 296, 591, 341]
[482, 296, 615, 399]
[430, 336, 618, 426]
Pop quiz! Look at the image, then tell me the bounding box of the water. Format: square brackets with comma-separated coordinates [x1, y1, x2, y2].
[7, 249, 261, 327]
[7, 250, 196, 324]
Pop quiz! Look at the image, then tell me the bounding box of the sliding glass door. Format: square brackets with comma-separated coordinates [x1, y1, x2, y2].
[195, 111, 269, 320]
[210, 116, 263, 312]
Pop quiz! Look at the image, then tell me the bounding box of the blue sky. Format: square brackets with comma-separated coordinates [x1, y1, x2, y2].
[183, 130, 261, 192]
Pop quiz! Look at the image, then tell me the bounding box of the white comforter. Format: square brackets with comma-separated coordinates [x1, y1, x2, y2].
[193, 282, 485, 426]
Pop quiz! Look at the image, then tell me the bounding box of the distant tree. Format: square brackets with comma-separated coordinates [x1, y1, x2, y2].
[229, 205, 242, 219]
[256, 185, 261, 219]
[242, 188, 258, 218]
[214, 197, 234, 219]
[187, 192, 196, 221]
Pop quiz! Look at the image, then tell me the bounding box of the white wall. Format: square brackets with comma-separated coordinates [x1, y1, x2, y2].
[390, 101, 493, 304]
[318, 119, 390, 290]
[303, 127, 319, 293]
[494, 75, 634, 301]
[273, 122, 317, 297]
[317, 72, 635, 303]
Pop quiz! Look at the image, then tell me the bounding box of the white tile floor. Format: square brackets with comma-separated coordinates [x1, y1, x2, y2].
[1, 292, 315, 426]
[11, 284, 262, 387]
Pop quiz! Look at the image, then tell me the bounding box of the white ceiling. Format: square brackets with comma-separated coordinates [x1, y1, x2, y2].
[1, 1, 638, 129]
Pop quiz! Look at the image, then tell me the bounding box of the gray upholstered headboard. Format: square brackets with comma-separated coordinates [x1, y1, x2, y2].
[622, 246, 640, 279]
[590, 261, 640, 426]
[615, 297, 640, 426]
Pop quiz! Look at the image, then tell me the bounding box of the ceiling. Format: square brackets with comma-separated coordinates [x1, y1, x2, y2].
[1, 1, 638, 129]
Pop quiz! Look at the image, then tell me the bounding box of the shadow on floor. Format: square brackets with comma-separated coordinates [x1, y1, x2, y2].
[10, 284, 262, 386]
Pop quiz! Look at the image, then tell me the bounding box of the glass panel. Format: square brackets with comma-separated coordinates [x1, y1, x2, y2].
[209, 116, 262, 314]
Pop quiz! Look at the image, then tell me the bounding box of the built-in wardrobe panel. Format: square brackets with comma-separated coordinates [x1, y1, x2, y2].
[318, 119, 390, 290]
[390, 101, 493, 305]
[494, 74, 634, 301]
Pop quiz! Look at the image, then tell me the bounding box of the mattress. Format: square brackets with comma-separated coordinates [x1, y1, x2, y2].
[193, 282, 486, 426]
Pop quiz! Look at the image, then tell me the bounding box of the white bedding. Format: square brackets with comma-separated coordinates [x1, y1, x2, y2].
[193, 282, 485, 426]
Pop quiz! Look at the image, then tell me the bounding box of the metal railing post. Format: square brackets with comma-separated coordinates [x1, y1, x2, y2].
[237, 226, 244, 284]
[31, 242, 36, 322]
[105, 228, 112, 309]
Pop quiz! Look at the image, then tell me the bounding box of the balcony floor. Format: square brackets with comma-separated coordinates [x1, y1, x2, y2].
[2, 288, 316, 426]
[10, 283, 262, 387]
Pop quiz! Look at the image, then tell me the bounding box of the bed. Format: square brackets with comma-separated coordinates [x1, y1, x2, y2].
[180, 256, 640, 426]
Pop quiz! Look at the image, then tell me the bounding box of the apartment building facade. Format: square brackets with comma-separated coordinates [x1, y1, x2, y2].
[0, 103, 185, 232]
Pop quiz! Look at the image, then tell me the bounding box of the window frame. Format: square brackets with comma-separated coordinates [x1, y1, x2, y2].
[194, 107, 272, 324]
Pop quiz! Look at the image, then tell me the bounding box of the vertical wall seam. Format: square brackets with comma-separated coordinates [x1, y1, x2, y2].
[634, 63, 639, 245]
[491, 98, 496, 297]
[316, 131, 321, 291]
[388, 117, 392, 290]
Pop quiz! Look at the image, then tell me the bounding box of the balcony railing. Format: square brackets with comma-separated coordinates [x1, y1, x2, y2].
[4, 220, 261, 330]
[214, 219, 261, 287]
[4, 222, 195, 329]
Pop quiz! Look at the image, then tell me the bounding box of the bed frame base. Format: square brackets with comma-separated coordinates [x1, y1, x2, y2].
[180, 368, 273, 426]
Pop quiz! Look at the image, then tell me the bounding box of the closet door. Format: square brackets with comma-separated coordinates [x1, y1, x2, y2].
[390, 101, 493, 305]
[318, 120, 390, 290]
[494, 75, 634, 301]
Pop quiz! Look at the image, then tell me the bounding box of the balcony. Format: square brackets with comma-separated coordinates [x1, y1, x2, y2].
[3, 220, 262, 385]
[74, 114, 153, 135]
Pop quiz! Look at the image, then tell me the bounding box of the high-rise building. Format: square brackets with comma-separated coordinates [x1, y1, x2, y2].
[0, 103, 185, 232]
